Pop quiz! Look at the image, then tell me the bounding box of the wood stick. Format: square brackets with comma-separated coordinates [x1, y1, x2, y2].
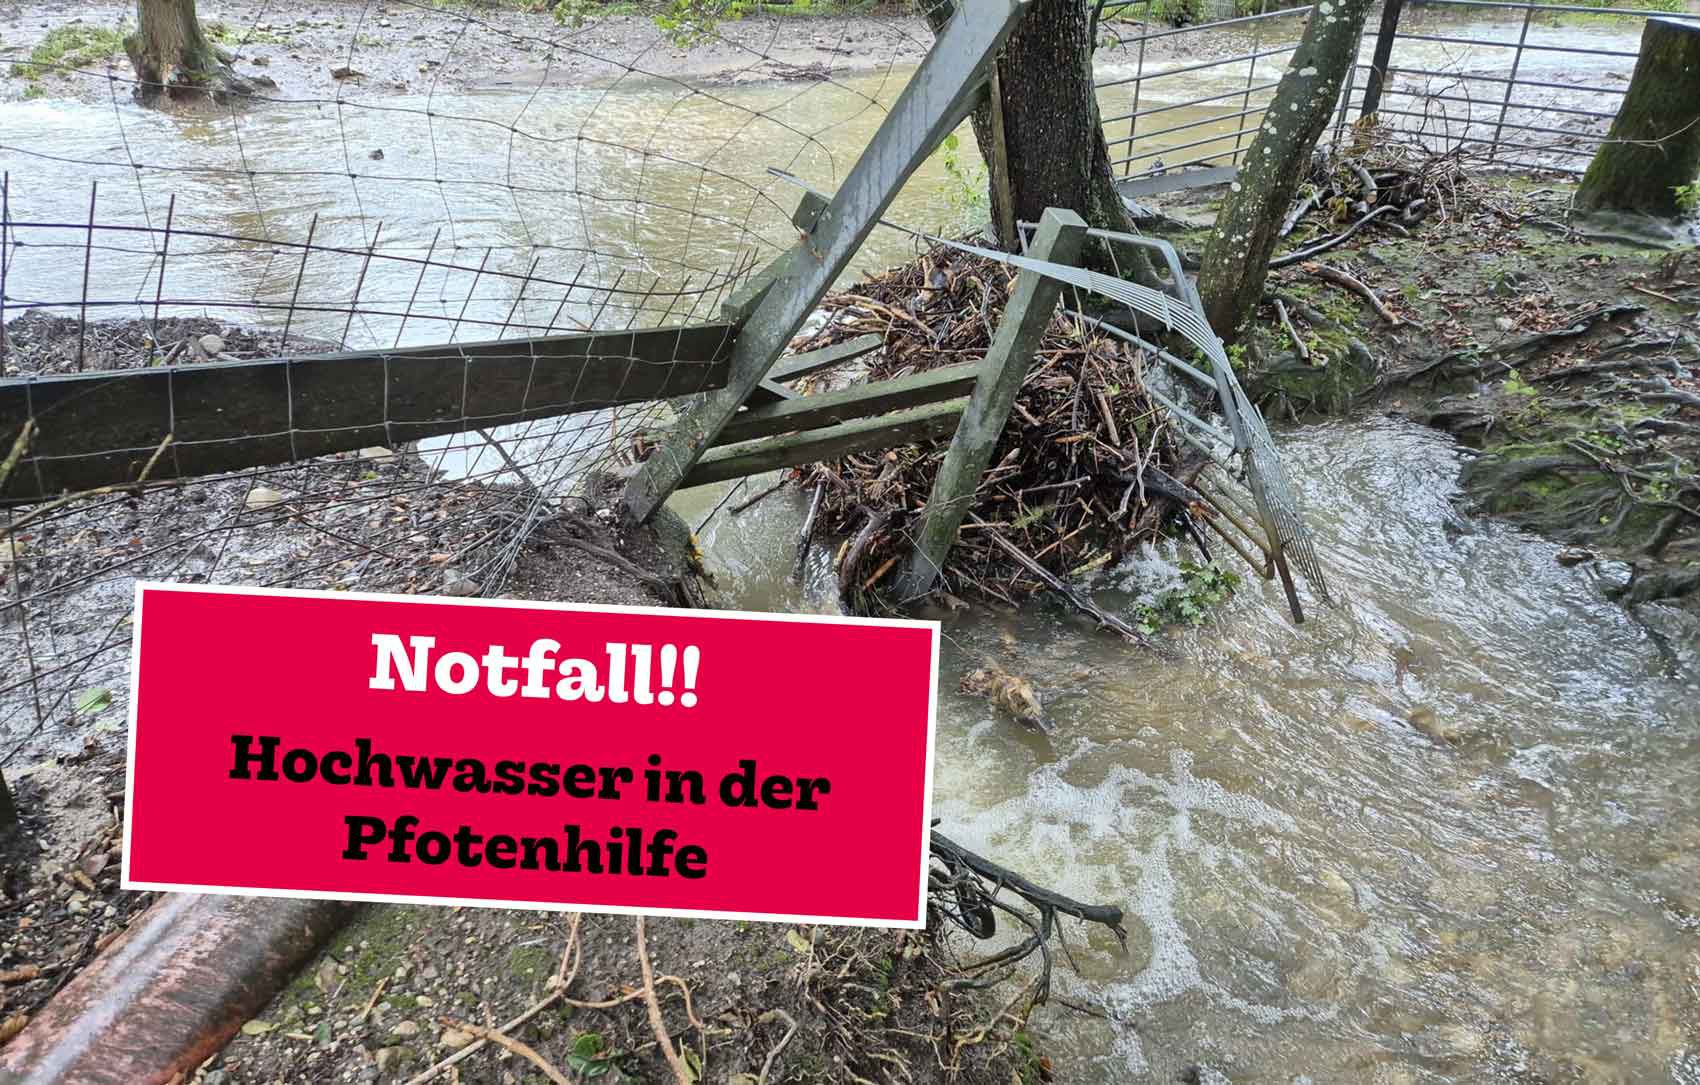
[795, 481, 824, 581]
[403, 915, 582, 1085]
[438, 1020, 571, 1085]
[965, 514, 1154, 648]
[637, 917, 693, 1085]
[1302, 261, 1402, 325]
[1274, 298, 1309, 362]
[1270, 204, 1398, 268]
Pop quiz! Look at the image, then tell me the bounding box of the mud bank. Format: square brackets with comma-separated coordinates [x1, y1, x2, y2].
[1143, 169, 1700, 618]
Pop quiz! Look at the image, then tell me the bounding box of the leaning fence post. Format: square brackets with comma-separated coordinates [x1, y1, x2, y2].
[894, 208, 1088, 600]
[617, 0, 1029, 525]
[1359, 0, 1405, 119]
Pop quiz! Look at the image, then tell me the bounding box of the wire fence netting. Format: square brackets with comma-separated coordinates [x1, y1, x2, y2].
[0, 0, 967, 765]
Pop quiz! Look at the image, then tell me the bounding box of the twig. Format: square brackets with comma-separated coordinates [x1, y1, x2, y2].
[795, 481, 824, 581]
[0, 434, 176, 539]
[966, 514, 1154, 648]
[731, 477, 787, 514]
[1273, 298, 1309, 362]
[404, 914, 581, 1085]
[1302, 262, 1402, 325]
[0, 419, 35, 495]
[755, 1009, 798, 1085]
[931, 831, 1126, 939]
[1271, 205, 1398, 268]
[1278, 191, 1318, 238]
[438, 1019, 571, 1085]
[637, 916, 693, 1085]
[547, 533, 672, 589]
[354, 977, 388, 1026]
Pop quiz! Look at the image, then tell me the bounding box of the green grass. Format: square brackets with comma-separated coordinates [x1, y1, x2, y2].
[204, 21, 294, 47]
[9, 22, 128, 86]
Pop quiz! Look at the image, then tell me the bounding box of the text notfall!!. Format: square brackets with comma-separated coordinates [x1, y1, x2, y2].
[368, 633, 703, 707]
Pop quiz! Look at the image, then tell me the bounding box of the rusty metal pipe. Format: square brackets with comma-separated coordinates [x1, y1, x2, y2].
[0, 894, 351, 1085]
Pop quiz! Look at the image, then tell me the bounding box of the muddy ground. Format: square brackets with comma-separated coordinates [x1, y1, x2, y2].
[0, 0, 1234, 107]
[0, 301, 1061, 1082]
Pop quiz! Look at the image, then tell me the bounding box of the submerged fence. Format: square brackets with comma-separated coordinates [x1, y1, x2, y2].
[1099, 0, 1700, 183]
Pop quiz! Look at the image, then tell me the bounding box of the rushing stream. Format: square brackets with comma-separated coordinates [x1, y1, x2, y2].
[5, 14, 1697, 1081]
[681, 418, 1700, 1082]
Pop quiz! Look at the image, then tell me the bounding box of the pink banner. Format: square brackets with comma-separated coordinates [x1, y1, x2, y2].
[123, 583, 938, 926]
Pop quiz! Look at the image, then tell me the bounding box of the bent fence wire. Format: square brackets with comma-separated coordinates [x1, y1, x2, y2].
[0, 0, 953, 766]
[1098, 0, 1700, 184]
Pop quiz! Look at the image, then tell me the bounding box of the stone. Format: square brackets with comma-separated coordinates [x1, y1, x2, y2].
[198, 334, 224, 357]
[358, 446, 395, 461]
[439, 1027, 475, 1050]
[1556, 546, 1595, 566]
[373, 1047, 402, 1072]
[245, 486, 286, 511]
[440, 571, 479, 597]
[1408, 706, 1459, 746]
[390, 1020, 420, 1040]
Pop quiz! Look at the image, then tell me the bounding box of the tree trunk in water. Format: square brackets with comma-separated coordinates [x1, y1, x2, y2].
[1574, 18, 1700, 220]
[924, 0, 1159, 283]
[125, 0, 259, 105]
[1196, 0, 1373, 342]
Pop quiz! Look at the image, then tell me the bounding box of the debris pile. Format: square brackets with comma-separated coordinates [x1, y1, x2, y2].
[791, 242, 1196, 605]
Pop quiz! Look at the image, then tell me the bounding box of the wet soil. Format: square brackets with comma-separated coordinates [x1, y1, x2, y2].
[1151, 169, 1700, 614]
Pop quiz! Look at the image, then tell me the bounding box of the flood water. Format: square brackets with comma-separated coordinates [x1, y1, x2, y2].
[5, 14, 1698, 1082]
[681, 415, 1700, 1083]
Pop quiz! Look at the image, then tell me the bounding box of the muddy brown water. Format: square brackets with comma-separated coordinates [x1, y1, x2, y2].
[5, 20, 1698, 1082]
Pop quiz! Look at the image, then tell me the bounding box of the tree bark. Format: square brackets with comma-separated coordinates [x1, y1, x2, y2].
[924, 0, 1159, 282]
[0, 768, 17, 837]
[1574, 18, 1700, 220]
[124, 0, 262, 106]
[1196, 0, 1373, 342]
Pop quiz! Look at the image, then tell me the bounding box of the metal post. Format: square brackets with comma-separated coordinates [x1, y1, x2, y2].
[1490, 6, 1536, 164]
[1359, 0, 1406, 118]
[619, 0, 1030, 524]
[1332, 22, 1366, 148]
[1125, 0, 1152, 177]
[894, 208, 1088, 600]
[1233, 5, 1266, 165]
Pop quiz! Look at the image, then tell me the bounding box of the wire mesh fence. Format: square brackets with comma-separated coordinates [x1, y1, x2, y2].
[1097, 0, 1700, 184]
[0, 0, 959, 767]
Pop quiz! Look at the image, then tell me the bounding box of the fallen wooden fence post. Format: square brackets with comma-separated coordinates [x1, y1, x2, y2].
[617, 0, 1029, 525]
[0, 323, 738, 504]
[894, 207, 1089, 600]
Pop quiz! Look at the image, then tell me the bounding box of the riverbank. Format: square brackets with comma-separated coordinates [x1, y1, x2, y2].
[0, 0, 1254, 107]
[1140, 162, 1700, 621]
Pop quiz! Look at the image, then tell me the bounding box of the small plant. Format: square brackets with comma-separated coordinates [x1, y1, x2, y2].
[565, 1031, 621, 1079]
[1134, 560, 1241, 635]
[1501, 368, 1538, 398]
[938, 131, 989, 228]
[1675, 181, 1700, 215]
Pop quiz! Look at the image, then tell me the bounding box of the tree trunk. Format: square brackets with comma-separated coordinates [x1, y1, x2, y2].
[925, 0, 1159, 282]
[124, 0, 261, 105]
[0, 768, 17, 837]
[1574, 18, 1700, 220]
[1196, 0, 1373, 341]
